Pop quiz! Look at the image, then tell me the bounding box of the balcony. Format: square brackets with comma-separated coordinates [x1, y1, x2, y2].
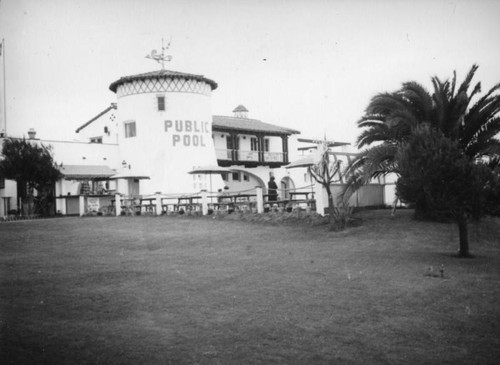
[216, 149, 288, 167]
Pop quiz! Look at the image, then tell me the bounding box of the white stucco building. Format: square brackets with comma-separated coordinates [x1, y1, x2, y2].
[0, 66, 389, 218]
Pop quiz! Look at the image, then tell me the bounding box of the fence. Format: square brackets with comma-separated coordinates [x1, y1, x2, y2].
[50, 180, 387, 218]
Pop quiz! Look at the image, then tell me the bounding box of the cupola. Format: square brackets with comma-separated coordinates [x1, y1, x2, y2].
[232, 105, 249, 118]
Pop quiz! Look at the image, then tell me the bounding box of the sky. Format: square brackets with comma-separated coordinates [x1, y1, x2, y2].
[0, 0, 499, 147]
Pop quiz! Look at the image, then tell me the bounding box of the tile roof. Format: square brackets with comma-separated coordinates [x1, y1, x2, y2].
[212, 115, 300, 135]
[60, 165, 117, 180]
[109, 69, 218, 93]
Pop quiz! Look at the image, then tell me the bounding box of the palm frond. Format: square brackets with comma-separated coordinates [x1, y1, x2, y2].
[357, 116, 386, 128]
[465, 116, 500, 153]
[461, 92, 500, 146]
[431, 76, 450, 130]
[356, 128, 392, 148]
[468, 81, 482, 105]
[364, 92, 411, 117]
[400, 81, 434, 120]
[466, 138, 500, 159]
[456, 64, 479, 96]
[341, 143, 399, 200]
[451, 70, 457, 97]
[385, 109, 420, 140]
[469, 82, 500, 112]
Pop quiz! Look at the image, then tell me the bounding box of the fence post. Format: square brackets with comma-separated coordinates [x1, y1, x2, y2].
[115, 193, 121, 217]
[155, 193, 162, 216]
[59, 197, 67, 215]
[314, 183, 327, 216]
[200, 190, 208, 215]
[56, 180, 67, 215]
[255, 186, 264, 214]
[79, 195, 85, 217]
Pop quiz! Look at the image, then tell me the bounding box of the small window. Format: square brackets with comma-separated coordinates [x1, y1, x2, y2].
[90, 137, 103, 143]
[157, 96, 165, 111]
[124, 121, 136, 138]
[264, 138, 270, 152]
[221, 173, 228, 181]
[232, 172, 240, 181]
[243, 174, 249, 182]
[0, 176, 5, 189]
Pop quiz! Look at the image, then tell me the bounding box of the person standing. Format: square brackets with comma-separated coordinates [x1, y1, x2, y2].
[267, 176, 278, 202]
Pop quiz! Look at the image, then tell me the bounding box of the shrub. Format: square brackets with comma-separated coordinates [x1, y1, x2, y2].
[330, 202, 354, 231]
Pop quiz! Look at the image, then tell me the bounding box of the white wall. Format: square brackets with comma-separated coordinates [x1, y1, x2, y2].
[213, 133, 228, 151]
[0, 179, 18, 217]
[47, 139, 120, 167]
[222, 167, 267, 193]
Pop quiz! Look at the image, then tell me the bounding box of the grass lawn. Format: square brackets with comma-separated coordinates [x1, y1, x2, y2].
[1, 210, 499, 364]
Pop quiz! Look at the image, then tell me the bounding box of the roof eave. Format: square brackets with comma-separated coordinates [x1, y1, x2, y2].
[75, 103, 117, 133]
[109, 71, 218, 93]
[212, 125, 298, 136]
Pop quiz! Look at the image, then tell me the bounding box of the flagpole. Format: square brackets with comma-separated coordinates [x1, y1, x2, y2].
[1, 38, 6, 136]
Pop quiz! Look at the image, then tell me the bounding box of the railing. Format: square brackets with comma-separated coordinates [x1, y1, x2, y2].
[238, 150, 259, 161]
[160, 194, 202, 214]
[57, 186, 320, 218]
[263, 151, 284, 162]
[216, 149, 285, 163]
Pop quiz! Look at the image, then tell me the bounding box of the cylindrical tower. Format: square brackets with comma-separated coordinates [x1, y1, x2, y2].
[109, 69, 218, 195]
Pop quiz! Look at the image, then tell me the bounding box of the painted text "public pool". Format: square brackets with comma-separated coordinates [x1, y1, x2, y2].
[164, 120, 211, 147]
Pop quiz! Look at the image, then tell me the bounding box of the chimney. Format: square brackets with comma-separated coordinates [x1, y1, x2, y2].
[232, 105, 249, 118]
[28, 128, 37, 139]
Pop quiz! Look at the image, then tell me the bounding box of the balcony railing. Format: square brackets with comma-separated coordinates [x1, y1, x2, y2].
[263, 151, 284, 162]
[216, 149, 287, 163]
[238, 150, 259, 162]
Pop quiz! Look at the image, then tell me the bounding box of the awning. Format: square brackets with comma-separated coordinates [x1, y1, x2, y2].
[109, 171, 150, 180]
[285, 156, 315, 169]
[60, 165, 117, 180]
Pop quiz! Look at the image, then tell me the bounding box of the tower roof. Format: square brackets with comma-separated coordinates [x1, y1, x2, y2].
[109, 69, 218, 93]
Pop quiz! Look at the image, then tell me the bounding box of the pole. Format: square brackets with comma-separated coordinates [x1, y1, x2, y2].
[255, 186, 264, 213]
[200, 190, 208, 215]
[209, 173, 213, 204]
[1, 38, 6, 136]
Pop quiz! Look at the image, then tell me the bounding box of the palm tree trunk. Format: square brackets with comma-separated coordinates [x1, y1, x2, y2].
[457, 213, 470, 258]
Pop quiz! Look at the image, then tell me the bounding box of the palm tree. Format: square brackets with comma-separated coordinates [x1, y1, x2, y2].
[343, 65, 500, 207]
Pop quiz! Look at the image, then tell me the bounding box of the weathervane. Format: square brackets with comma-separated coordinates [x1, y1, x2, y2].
[145, 38, 173, 70]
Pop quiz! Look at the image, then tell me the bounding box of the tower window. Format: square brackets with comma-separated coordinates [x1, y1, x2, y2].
[124, 121, 137, 138]
[157, 96, 166, 111]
